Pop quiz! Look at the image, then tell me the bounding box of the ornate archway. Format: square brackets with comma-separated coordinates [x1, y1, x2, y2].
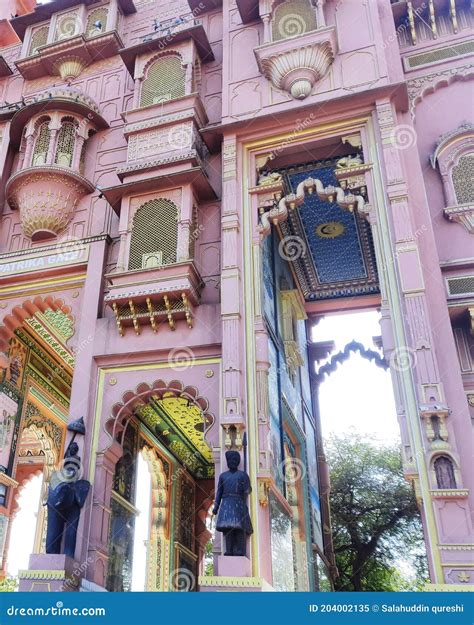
[98, 378, 216, 592]
[0, 295, 73, 359]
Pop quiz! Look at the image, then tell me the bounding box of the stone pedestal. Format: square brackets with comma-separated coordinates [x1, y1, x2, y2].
[217, 555, 251, 577]
[198, 556, 274, 591]
[18, 554, 80, 592]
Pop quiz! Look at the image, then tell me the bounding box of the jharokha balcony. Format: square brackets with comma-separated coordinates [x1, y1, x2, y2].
[11, 0, 136, 81]
[253, 0, 337, 99]
[104, 260, 204, 336]
[4, 86, 107, 242]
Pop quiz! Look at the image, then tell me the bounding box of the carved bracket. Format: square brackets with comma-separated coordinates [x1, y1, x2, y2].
[444, 204, 474, 234]
[254, 27, 337, 100]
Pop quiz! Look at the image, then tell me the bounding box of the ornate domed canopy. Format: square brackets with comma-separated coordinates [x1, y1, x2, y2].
[8, 86, 107, 148]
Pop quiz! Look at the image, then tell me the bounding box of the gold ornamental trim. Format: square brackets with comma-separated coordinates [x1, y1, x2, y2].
[18, 569, 77, 581]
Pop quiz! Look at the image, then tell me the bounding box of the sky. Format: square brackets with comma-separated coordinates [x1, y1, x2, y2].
[313, 310, 401, 444]
[6, 473, 43, 577]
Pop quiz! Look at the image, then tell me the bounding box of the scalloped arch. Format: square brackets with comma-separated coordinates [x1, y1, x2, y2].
[107, 378, 214, 447]
[141, 49, 184, 80]
[0, 296, 73, 354]
[409, 68, 474, 119]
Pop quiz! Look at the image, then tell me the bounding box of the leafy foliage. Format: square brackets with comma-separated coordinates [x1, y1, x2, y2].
[326, 432, 428, 591]
[0, 576, 18, 592]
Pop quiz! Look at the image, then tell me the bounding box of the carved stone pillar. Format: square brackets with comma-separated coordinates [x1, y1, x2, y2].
[177, 219, 191, 262]
[116, 231, 128, 272]
[221, 135, 244, 429]
[262, 13, 271, 43]
[185, 62, 193, 94]
[86, 441, 122, 589]
[22, 132, 35, 168]
[72, 134, 85, 171]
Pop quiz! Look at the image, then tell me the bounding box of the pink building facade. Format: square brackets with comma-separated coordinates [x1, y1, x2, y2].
[0, 0, 472, 592]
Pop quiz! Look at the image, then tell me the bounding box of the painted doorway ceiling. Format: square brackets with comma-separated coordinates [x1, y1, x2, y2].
[280, 161, 379, 301]
[135, 394, 214, 479]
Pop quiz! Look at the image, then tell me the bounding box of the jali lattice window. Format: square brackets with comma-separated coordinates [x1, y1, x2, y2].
[128, 199, 178, 270]
[272, 0, 317, 41]
[54, 119, 78, 167]
[29, 25, 49, 56]
[452, 153, 474, 204]
[140, 55, 186, 108]
[32, 120, 51, 166]
[86, 7, 108, 38]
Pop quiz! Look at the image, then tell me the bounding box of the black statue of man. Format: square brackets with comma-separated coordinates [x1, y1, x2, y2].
[45, 441, 90, 558]
[212, 450, 253, 556]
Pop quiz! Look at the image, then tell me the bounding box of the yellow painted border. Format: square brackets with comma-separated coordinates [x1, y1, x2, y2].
[0, 274, 86, 296]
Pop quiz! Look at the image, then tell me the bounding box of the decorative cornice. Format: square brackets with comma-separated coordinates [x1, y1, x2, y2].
[18, 569, 77, 582]
[0, 234, 109, 260]
[430, 489, 469, 498]
[443, 203, 474, 234]
[104, 282, 199, 302]
[124, 110, 197, 135]
[407, 63, 474, 118]
[117, 150, 203, 177]
[439, 544, 474, 551]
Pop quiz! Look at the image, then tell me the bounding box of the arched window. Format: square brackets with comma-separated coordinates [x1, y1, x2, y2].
[452, 153, 474, 204]
[32, 119, 51, 166]
[128, 199, 178, 270]
[434, 456, 457, 489]
[54, 118, 77, 167]
[86, 7, 108, 38]
[28, 25, 49, 56]
[140, 55, 186, 108]
[272, 0, 317, 42]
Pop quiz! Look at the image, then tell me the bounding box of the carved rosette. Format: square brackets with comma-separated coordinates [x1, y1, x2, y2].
[6, 167, 95, 241]
[255, 27, 337, 100]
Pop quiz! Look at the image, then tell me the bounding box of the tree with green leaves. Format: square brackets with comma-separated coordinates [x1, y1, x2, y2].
[326, 432, 428, 591]
[0, 576, 18, 592]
